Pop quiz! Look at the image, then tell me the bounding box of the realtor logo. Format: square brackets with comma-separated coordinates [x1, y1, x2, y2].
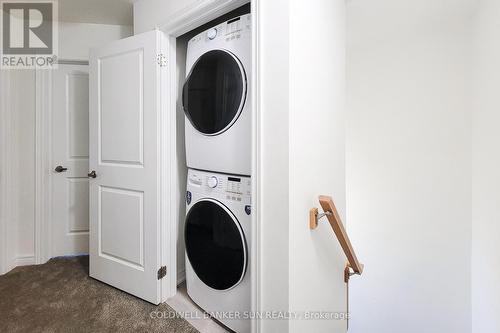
[1, 0, 58, 69]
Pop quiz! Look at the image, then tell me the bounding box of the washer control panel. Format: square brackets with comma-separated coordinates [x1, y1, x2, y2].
[187, 169, 251, 203]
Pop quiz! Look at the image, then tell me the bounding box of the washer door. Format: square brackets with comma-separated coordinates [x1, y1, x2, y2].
[185, 199, 247, 290]
[182, 49, 247, 135]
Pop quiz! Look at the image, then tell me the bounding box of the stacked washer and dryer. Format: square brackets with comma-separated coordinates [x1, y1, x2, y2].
[182, 14, 252, 333]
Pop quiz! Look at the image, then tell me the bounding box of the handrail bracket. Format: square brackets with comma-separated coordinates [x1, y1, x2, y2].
[309, 208, 332, 229]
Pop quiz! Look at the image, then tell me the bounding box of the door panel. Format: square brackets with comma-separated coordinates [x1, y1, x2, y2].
[100, 50, 144, 165]
[68, 74, 90, 158]
[89, 30, 165, 304]
[99, 186, 144, 268]
[68, 178, 90, 233]
[52, 64, 90, 257]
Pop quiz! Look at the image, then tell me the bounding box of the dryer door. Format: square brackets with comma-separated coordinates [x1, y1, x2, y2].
[182, 49, 247, 135]
[185, 199, 247, 290]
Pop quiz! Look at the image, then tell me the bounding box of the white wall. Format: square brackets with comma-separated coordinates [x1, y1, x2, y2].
[1, 22, 132, 272]
[347, 2, 474, 332]
[0, 70, 18, 273]
[288, 0, 347, 332]
[0, 70, 37, 269]
[472, 1, 500, 332]
[0, 70, 7, 274]
[59, 22, 132, 60]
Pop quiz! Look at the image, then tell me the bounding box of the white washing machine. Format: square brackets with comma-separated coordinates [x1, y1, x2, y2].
[183, 14, 251, 176]
[185, 168, 251, 333]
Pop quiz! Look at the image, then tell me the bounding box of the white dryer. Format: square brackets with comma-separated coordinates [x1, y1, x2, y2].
[185, 168, 251, 333]
[183, 14, 251, 176]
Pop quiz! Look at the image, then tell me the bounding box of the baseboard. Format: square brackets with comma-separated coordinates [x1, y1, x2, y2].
[15, 256, 36, 267]
[0, 261, 12, 275]
[0, 254, 15, 275]
[177, 268, 186, 285]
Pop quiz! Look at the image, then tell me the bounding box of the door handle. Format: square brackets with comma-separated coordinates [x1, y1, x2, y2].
[54, 166, 68, 173]
[88, 171, 97, 178]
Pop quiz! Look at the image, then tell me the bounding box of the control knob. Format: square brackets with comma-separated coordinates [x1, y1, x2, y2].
[207, 28, 217, 40]
[207, 176, 218, 188]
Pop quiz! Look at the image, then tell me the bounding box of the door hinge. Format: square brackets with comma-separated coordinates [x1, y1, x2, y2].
[157, 266, 167, 280]
[156, 54, 167, 67]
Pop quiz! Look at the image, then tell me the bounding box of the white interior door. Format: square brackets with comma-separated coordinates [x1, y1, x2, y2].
[89, 30, 168, 304]
[51, 64, 90, 257]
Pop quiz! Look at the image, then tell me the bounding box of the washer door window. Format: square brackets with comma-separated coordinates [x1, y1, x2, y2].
[185, 199, 247, 290]
[182, 50, 246, 135]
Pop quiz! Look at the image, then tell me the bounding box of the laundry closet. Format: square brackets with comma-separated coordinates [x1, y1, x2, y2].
[1, 0, 349, 332]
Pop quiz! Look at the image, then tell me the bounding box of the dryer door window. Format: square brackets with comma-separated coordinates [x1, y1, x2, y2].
[182, 50, 246, 135]
[185, 199, 247, 290]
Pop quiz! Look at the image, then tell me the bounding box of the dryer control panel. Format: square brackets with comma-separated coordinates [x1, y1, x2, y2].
[188, 14, 251, 46]
[187, 169, 251, 203]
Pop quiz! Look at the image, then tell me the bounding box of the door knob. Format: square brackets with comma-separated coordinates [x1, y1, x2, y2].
[88, 171, 97, 178]
[54, 166, 68, 173]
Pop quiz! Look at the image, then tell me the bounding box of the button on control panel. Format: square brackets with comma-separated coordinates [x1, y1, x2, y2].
[227, 177, 242, 194]
[224, 176, 251, 203]
[188, 173, 202, 186]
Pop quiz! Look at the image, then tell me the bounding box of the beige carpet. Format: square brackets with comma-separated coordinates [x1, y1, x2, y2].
[0, 256, 198, 333]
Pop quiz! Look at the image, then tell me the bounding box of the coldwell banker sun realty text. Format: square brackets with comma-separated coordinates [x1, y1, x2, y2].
[1, 0, 58, 69]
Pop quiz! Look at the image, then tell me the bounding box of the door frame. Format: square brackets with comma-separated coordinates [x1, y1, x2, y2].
[35, 68, 52, 265]
[34, 60, 90, 265]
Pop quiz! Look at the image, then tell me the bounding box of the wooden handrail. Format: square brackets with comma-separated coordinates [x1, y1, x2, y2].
[310, 195, 363, 282]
